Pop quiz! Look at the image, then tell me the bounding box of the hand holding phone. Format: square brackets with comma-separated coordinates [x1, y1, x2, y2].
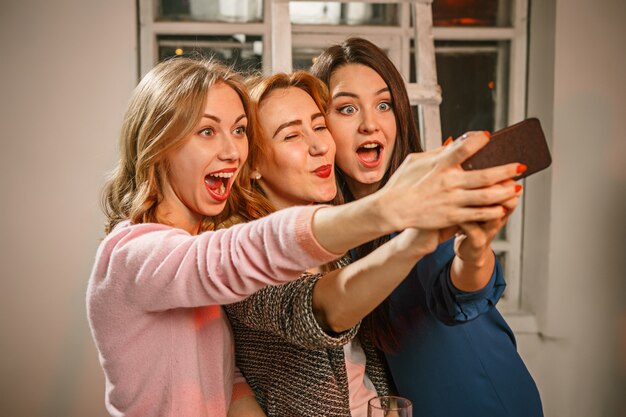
[460, 118, 552, 180]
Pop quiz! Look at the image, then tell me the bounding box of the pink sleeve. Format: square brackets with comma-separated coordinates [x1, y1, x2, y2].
[91, 205, 340, 311]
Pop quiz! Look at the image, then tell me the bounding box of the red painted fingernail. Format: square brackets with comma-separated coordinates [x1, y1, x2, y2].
[443, 136, 453, 146]
[515, 184, 523, 192]
[517, 164, 528, 174]
[483, 130, 491, 139]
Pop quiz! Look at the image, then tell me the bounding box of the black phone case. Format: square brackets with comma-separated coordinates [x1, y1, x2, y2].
[461, 118, 552, 180]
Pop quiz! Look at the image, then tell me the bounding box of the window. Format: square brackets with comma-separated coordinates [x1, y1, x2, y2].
[431, 40, 510, 139]
[432, 0, 512, 27]
[157, 34, 263, 73]
[139, 0, 529, 315]
[430, 0, 528, 313]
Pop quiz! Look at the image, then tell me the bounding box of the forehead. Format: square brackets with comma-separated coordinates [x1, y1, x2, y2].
[259, 87, 320, 121]
[329, 63, 388, 94]
[204, 81, 245, 114]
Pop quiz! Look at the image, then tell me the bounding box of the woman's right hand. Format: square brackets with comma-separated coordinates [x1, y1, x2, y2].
[310, 132, 521, 256]
[392, 225, 458, 261]
[376, 131, 524, 232]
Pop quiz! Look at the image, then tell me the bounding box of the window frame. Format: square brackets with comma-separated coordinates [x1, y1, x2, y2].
[138, 0, 533, 325]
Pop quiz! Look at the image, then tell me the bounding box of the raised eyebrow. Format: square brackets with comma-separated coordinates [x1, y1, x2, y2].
[331, 88, 389, 100]
[202, 114, 220, 123]
[273, 120, 302, 138]
[375, 87, 390, 96]
[201, 114, 247, 126]
[311, 112, 324, 121]
[234, 114, 247, 125]
[331, 91, 358, 100]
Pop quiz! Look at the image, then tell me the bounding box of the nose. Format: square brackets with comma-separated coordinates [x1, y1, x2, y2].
[308, 133, 329, 157]
[218, 136, 240, 161]
[358, 108, 379, 135]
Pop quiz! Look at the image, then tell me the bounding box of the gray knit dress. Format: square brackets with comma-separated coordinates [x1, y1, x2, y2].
[224, 272, 392, 417]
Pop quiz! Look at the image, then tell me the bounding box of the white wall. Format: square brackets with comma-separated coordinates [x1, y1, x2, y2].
[1, 1, 625, 416]
[523, 0, 626, 416]
[0, 1, 136, 416]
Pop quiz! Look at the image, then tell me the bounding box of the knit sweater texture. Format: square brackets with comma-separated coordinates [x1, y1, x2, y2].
[225, 273, 392, 417]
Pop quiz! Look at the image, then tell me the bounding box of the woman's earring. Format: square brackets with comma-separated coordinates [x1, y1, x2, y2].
[251, 170, 262, 180]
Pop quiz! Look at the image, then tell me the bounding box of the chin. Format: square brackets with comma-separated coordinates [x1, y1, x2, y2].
[318, 185, 338, 202]
[358, 171, 385, 185]
[316, 194, 336, 203]
[201, 202, 228, 217]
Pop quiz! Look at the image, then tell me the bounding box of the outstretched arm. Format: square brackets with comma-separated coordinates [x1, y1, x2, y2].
[311, 132, 524, 255]
[312, 132, 524, 331]
[225, 274, 359, 350]
[313, 227, 452, 333]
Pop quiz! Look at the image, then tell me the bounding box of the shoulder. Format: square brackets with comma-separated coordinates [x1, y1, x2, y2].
[104, 220, 188, 244]
[95, 221, 191, 269]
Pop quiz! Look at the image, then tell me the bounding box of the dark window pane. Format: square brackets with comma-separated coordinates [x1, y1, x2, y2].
[432, 0, 512, 27]
[290, 3, 397, 26]
[158, 0, 190, 19]
[293, 47, 324, 70]
[158, 35, 263, 74]
[433, 41, 509, 141]
[157, 0, 263, 23]
[496, 222, 507, 240]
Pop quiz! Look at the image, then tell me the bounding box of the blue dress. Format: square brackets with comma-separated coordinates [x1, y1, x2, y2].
[383, 238, 543, 417]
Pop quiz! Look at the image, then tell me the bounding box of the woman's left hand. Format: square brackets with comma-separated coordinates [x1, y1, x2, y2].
[451, 179, 522, 291]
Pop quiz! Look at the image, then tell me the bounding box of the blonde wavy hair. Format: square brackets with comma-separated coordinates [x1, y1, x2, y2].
[101, 57, 260, 234]
[226, 70, 343, 226]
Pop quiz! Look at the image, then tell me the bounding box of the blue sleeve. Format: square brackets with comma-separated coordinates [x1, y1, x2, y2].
[392, 238, 506, 325]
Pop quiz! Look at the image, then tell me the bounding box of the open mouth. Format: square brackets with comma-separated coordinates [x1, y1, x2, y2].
[356, 142, 383, 168]
[204, 171, 234, 201]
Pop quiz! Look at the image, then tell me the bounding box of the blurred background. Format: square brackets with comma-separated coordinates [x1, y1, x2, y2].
[0, 0, 624, 416]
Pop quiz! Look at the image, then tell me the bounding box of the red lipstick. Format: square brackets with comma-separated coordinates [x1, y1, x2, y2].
[204, 167, 237, 202]
[313, 164, 333, 179]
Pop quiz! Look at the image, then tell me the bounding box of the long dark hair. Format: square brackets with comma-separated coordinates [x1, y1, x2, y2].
[311, 37, 423, 351]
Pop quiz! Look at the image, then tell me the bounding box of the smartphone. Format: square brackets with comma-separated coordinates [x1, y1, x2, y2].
[460, 118, 552, 180]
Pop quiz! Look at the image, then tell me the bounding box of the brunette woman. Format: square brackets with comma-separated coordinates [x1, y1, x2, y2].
[311, 37, 543, 417]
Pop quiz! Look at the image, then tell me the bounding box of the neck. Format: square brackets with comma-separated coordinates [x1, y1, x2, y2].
[155, 202, 202, 235]
[344, 176, 380, 200]
[156, 180, 203, 234]
[258, 181, 311, 211]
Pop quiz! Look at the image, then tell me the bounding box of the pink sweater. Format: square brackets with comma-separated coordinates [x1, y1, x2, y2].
[87, 206, 338, 417]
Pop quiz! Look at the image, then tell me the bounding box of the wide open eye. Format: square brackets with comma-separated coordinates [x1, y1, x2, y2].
[338, 105, 357, 115]
[376, 101, 392, 112]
